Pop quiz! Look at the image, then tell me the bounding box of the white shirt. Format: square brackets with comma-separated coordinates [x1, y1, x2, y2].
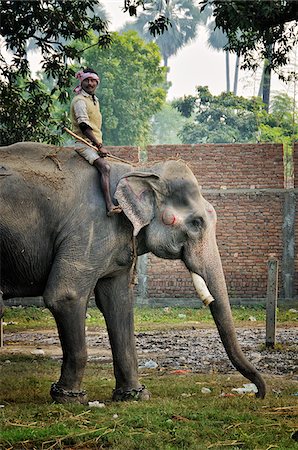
[73, 90, 99, 127]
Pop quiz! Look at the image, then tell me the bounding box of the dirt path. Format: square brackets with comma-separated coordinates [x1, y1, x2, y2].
[2, 326, 297, 378]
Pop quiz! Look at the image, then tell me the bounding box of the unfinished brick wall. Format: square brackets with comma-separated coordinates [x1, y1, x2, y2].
[105, 143, 296, 301]
[107, 145, 139, 164]
[143, 144, 296, 300]
[294, 200, 298, 297]
[290, 144, 297, 296]
[146, 191, 285, 299]
[209, 191, 284, 296]
[294, 143, 298, 188]
[294, 143, 298, 294]
[296, 199, 298, 296]
[147, 144, 284, 189]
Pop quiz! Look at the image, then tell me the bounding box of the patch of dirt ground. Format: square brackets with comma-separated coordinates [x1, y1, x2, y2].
[2, 326, 297, 378]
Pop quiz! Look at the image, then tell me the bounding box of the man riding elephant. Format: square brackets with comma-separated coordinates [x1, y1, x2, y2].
[70, 67, 122, 216]
[0, 142, 266, 403]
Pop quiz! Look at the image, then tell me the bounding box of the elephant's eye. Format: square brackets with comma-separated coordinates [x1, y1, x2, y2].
[189, 217, 204, 231]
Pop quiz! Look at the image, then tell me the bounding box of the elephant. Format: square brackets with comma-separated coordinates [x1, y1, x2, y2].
[0, 142, 266, 403]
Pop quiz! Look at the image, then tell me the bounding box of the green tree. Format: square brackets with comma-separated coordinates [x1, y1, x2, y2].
[173, 86, 265, 143]
[200, 0, 298, 73]
[121, 0, 206, 70]
[206, 23, 230, 93]
[259, 93, 298, 145]
[73, 31, 167, 146]
[25, 2, 109, 54]
[207, 21, 242, 95]
[122, 0, 297, 74]
[0, 0, 110, 145]
[259, 92, 298, 185]
[150, 102, 189, 144]
[124, 1, 297, 109]
[0, 77, 64, 146]
[201, 0, 298, 109]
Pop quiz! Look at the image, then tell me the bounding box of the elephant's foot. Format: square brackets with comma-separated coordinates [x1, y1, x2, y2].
[112, 384, 151, 402]
[112, 386, 151, 402]
[50, 382, 88, 405]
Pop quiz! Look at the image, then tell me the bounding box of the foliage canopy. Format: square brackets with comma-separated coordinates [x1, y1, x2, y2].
[151, 102, 188, 144]
[0, 0, 110, 97]
[121, 0, 205, 67]
[0, 0, 111, 145]
[0, 1, 167, 146]
[200, 0, 298, 78]
[1, 0, 297, 146]
[173, 86, 265, 143]
[128, 1, 298, 77]
[258, 93, 298, 146]
[72, 31, 167, 146]
[173, 87, 298, 145]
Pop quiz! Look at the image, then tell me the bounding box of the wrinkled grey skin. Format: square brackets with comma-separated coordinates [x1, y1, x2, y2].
[0, 143, 266, 402]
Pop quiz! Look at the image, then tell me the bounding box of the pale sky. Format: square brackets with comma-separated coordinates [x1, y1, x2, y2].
[9, 0, 295, 103]
[104, 0, 296, 101]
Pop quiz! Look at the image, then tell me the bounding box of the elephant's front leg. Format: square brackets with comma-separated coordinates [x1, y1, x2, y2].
[43, 281, 89, 404]
[95, 272, 150, 401]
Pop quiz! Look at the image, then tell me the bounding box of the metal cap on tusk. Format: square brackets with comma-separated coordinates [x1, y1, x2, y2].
[191, 272, 215, 306]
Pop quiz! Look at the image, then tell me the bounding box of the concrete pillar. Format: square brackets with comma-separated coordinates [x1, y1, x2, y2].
[136, 254, 148, 306]
[282, 190, 296, 298]
[266, 258, 278, 348]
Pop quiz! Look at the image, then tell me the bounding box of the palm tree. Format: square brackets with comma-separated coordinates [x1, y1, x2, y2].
[207, 22, 231, 93]
[121, 0, 208, 72]
[258, 44, 273, 112]
[233, 53, 241, 95]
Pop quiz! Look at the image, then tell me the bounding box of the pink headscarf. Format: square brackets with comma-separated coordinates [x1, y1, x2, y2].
[74, 70, 100, 94]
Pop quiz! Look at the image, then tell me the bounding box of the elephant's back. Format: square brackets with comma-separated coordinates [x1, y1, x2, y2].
[0, 142, 89, 189]
[0, 141, 80, 169]
[0, 142, 135, 191]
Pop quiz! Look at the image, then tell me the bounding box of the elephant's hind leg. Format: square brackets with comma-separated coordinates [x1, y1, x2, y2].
[43, 280, 90, 404]
[95, 272, 150, 401]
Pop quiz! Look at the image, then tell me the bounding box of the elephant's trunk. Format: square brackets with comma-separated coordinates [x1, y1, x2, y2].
[189, 256, 266, 399]
[209, 300, 266, 398]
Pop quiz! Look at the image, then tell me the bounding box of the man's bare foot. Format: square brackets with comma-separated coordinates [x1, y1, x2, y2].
[107, 205, 122, 217]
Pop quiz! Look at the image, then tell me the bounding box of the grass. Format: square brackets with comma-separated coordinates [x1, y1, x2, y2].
[1, 306, 297, 449]
[3, 305, 298, 332]
[1, 356, 298, 450]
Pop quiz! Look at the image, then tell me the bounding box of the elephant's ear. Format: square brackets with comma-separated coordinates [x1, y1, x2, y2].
[115, 172, 161, 236]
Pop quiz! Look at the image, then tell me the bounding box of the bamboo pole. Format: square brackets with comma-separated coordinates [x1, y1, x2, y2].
[63, 127, 129, 165]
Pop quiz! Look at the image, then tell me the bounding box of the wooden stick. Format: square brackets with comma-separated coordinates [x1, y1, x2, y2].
[0, 319, 3, 348]
[63, 127, 129, 164]
[266, 258, 278, 349]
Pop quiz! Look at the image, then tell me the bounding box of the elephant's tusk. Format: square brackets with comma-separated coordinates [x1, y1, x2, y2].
[191, 272, 215, 306]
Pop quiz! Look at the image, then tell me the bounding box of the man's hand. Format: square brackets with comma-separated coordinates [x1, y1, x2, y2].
[96, 143, 108, 158]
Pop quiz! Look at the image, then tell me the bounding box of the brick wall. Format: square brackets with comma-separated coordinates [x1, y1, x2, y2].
[210, 191, 284, 296]
[290, 144, 297, 296]
[106, 143, 296, 301]
[147, 144, 284, 189]
[4, 143, 296, 307]
[294, 203, 298, 296]
[107, 146, 139, 164]
[296, 205, 298, 296]
[144, 144, 297, 301]
[146, 190, 285, 299]
[294, 144, 298, 294]
[294, 143, 298, 188]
